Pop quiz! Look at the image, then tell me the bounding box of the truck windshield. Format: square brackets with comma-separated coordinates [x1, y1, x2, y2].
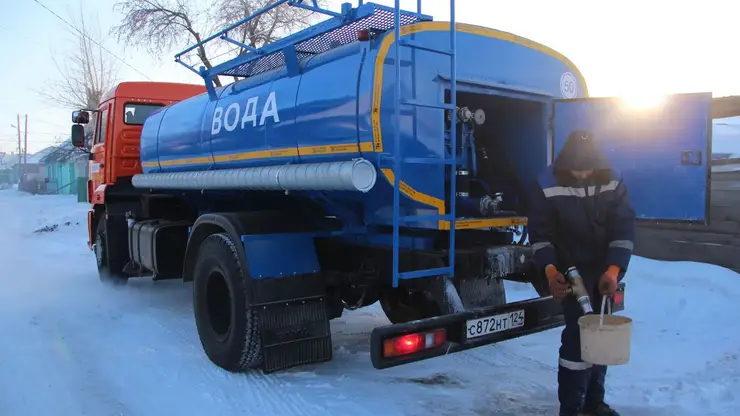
[123, 103, 164, 125]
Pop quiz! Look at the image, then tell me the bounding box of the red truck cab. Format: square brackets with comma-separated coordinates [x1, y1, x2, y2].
[70, 81, 206, 248]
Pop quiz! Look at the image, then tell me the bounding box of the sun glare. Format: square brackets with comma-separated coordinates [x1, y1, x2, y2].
[619, 93, 666, 110]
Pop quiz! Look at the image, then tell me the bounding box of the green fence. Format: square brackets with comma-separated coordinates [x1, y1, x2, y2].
[0, 169, 10, 185]
[45, 162, 88, 201]
[77, 177, 87, 202]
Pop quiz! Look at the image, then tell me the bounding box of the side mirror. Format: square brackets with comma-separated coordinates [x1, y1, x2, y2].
[72, 110, 90, 124]
[71, 124, 86, 148]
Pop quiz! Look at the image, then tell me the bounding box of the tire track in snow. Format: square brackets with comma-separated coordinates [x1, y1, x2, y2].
[387, 334, 561, 415]
[32, 314, 131, 416]
[453, 342, 558, 373]
[117, 281, 328, 416]
[322, 308, 560, 415]
[0, 237, 129, 414]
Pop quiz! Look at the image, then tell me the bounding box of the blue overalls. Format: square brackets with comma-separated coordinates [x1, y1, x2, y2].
[528, 130, 636, 415]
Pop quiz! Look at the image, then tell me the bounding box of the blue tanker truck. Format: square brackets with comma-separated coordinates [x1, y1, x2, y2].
[70, 0, 712, 373]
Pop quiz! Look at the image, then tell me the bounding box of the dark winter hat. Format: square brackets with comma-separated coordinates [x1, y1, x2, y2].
[552, 129, 612, 172]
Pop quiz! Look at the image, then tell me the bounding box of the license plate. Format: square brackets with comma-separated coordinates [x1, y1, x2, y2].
[465, 310, 525, 339]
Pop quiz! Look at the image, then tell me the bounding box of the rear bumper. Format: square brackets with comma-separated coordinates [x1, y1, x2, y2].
[370, 283, 625, 369]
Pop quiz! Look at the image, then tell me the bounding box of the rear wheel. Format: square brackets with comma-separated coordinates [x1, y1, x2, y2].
[94, 217, 128, 286]
[379, 257, 446, 324]
[379, 288, 441, 324]
[193, 233, 262, 371]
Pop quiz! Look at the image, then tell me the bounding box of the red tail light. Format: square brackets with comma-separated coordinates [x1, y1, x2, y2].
[382, 329, 446, 358]
[614, 291, 624, 308]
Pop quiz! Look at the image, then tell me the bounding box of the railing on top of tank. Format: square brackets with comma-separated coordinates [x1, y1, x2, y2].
[174, 1, 431, 86]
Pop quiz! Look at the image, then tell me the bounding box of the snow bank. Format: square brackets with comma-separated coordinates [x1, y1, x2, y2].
[712, 116, 740, 157]
[1, 190, 739, 415]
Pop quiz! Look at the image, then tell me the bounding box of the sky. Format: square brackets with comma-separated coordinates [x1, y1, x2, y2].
[1, 0, 738, 153]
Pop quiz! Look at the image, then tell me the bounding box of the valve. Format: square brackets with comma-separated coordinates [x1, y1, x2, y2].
[473, 108, 486, 125]
[448, 106, 486, 125]
[458, 107, 473, 123]
[480, 193, 504, 215]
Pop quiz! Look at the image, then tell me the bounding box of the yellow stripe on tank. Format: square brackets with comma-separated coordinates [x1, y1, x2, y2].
[381, 168, 527, 229]
[371, 21, 584, 229]
[140, 21, 580, 229]
[141, 142, 374, 168]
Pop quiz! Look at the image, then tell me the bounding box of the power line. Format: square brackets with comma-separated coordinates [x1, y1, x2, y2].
[1, 131, 66, 135]
[30, 0, 153, 81]
[180, 45, 239, 68]
[32, 118, 68, 129]
[210, 46, 240, 61]
[0, 138, 64, 143]
[0, 132, 66, 139]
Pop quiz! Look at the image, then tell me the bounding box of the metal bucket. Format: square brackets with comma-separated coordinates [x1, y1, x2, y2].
[578, 296, 632, 366]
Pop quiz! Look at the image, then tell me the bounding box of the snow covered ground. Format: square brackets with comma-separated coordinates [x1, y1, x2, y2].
[1, 190, 739, 416]
[712, 116, 740, 158]
[712, 116, 740, 172]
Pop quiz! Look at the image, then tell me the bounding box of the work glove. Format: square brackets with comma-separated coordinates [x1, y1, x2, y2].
[545, 265, 568, 300]
[598, 265, 620, 296]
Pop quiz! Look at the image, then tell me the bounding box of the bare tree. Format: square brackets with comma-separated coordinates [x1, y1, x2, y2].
[212, 0, 329, 55]
[111, 0, 328, 87]
[37, 12, 118, 110]
[111, 0, 221, 84]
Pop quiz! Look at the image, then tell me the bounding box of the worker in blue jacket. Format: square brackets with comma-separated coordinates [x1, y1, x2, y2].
[528, 130, 636, 416]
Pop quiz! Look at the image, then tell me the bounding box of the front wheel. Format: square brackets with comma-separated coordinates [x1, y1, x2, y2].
[192, 233, 262, 372]
[94, 218, 128, 286]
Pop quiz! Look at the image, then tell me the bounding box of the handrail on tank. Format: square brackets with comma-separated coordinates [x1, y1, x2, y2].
[174, 1, 432, 94]
[176, 0, 341, 60]
[174, 0, 350, 80]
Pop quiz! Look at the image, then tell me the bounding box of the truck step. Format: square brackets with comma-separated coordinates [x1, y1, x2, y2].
[400, 214, 453, 223]
[255, 295, 332, 373]
[398, 266, 453, 279]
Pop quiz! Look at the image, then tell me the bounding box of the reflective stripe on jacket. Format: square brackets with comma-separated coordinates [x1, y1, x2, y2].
[528, 168, 636, 274]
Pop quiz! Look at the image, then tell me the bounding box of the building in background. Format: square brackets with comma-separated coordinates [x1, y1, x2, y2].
[0, 152, 14, 189]
[39, 139, 88, 195]
[16, 146, 54, 194]
[2, 142, 88, 195]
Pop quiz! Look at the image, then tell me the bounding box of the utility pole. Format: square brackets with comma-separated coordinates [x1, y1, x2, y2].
[16, 114, 22, 182]
[23, 115, 28, 165]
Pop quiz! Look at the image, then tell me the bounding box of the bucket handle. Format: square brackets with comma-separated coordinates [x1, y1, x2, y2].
[599, 296, 612, 328]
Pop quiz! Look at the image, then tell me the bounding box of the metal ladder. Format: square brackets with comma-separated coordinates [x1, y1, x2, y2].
[390, 0, 458, 287]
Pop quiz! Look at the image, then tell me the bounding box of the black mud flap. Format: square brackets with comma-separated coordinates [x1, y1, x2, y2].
[252, 275, 333, 373]
[370, 283, 625, 370]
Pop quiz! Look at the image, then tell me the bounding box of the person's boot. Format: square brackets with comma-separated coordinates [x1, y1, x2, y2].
[579, 401, 621, 416]
[580, 365, 619, 416]
[581, 365, 618, 415]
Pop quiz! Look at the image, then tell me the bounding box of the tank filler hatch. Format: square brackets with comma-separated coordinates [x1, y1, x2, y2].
[175, 1, 431, 84]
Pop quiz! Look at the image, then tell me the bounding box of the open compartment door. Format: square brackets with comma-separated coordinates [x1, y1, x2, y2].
[552, 92, 713, 223]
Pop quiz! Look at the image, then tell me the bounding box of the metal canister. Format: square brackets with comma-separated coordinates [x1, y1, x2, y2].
[565, 266, 594, 314]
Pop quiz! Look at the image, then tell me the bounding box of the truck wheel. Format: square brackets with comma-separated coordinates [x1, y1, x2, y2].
[94, 218, 128, 286]
[193, 233, 262, 372]
[379, 289, 440, 324]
